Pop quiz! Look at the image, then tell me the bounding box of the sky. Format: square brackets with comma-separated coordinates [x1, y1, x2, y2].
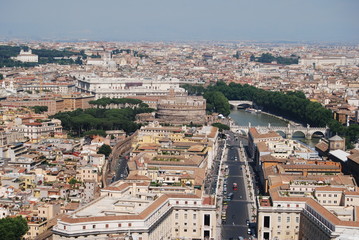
[0, 0, 358, 42]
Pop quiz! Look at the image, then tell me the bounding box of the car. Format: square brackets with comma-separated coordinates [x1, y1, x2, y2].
[247, 228, 252, 235]
[227, 192, 234, 201]
[238, 237, 244, 240]
[246, 219, 250, 226]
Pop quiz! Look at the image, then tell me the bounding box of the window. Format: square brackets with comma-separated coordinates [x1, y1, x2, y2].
[93, 225, 96, 229]
[185, 201, 188, 204]
[176, 201, 179, 204]
[263, 232, 270, 240]
[204, 214, 210, 226]
[106, 224, 109, 228]
[323, 194, 326, 197]
[184, 214, 188, 219]
[64, 226, 66, 230]
[193, 214, 197, 220]
[264, 216, 270, 228]
[286, 216, 290, 223]
[184, 229, 187, 232]
[296, 217, 299, 223]
[334, 200, 337, 204]
[334, 194, 337, 197]
[193, 229, 196, 232]
[128, 223, 132, 227]
[83, 226, 86, 229]
[118, 224, 121, 227]
[323, 200, 326, 203]
[175, 213, 179, 219]
[278, 216, 281, 222]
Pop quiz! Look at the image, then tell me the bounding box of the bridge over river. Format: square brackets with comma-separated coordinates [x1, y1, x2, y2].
[228, 100, 254, 108]
[231, 122, 329, 139]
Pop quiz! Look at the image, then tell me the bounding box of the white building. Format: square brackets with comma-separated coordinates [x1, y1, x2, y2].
[75, 74, 186, 99]
[12, 49, 38, 63]
[299, 56, 359, 67]
[53, 181, 217, 240]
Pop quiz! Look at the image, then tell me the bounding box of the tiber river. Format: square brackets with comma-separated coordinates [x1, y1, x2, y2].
[229, 109, 320, 148]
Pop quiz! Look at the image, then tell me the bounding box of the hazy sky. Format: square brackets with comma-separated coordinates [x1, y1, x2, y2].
[1, 0, 358, 42]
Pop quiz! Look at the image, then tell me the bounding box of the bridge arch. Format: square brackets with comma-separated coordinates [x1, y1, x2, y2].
[276, 130, 286, 138]
[237, 103, 252, 109]
[292, 131, 306, 138]
[311, 131, 325, 139]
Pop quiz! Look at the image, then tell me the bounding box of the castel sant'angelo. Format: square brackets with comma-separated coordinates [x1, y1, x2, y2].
[155, 89, 207, 125]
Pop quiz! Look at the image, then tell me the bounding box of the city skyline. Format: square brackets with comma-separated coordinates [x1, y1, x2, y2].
[1, 0, 359, 43]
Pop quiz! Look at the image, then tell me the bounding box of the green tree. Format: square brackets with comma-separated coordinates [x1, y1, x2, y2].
[212, 123, 230, 132]
[0, 73, 3, 80]
[0, 216, 29, 240]
[31, 106, 48, 114]
[204, 91, 230, 116]
[98, 144, 112, 157]
[84, 130, 107, 137]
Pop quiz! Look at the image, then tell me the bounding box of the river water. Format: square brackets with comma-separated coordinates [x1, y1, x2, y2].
[229, 109, 320, 147]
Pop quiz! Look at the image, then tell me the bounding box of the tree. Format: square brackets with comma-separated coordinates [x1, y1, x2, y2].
[0, 73, 3, 80]
[75, 56, 83, 65]
[204, 91, 230, 116]
[212, 123, 230, 132]
[69, 177, 80, 185]
[98, 144, 112, 157]
[31, 106, 48, 114]
[0, 216, 29, 240]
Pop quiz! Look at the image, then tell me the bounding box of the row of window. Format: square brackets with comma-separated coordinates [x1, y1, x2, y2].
[175, 228, 197, 232]
[64, 222, 132, 230]
[317, 194, 338, 197]
[318, 200, 337, 204]
[277, 215, 300, 223]
[175, 213, 197, 220]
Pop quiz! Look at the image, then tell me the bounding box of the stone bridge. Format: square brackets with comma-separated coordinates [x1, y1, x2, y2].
[228, 100, 253, 108]
[231, 122, 329, 139]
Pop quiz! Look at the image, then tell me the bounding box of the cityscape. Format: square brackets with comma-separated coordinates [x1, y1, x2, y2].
[0, 1, 359, 240]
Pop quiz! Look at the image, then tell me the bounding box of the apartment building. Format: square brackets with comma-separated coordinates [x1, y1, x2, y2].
[248, 127, 282, 161]
[11, 118, 62, 141]
[257, 174, 359, 240]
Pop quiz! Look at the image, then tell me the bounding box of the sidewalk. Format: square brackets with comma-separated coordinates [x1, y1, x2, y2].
[215, 139, 227, 240]
[238, 142, 257, 223]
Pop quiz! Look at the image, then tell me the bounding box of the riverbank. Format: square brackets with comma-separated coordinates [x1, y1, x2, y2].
[258, 110, 303, 127]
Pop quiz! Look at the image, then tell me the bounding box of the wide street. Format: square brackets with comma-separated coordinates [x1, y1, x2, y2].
[221, 132, 253, 240]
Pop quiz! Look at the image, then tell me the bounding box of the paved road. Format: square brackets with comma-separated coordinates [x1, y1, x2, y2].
[221, 133, 251, 240]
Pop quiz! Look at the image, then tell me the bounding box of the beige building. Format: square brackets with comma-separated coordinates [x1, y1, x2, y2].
[257, 174, 359, 240]
[53, 181, 217, 240]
